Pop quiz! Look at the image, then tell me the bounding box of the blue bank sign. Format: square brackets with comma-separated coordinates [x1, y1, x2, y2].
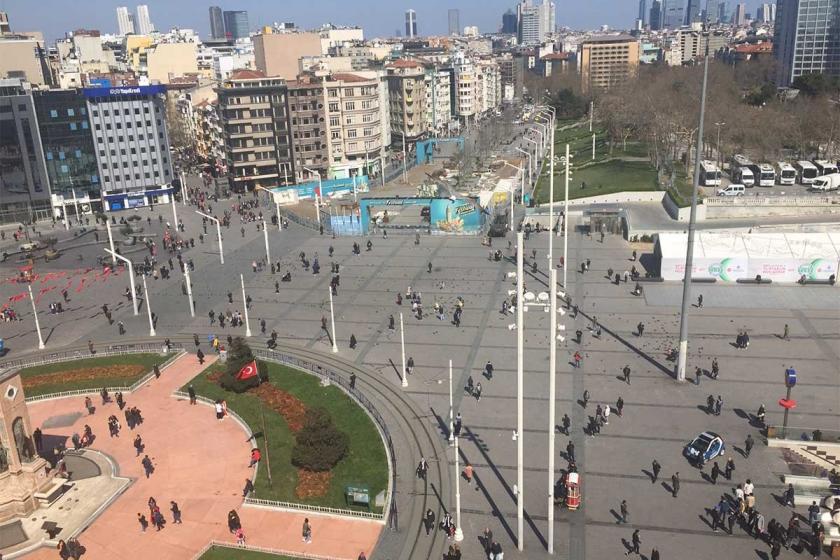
[82, 85, 167, 98]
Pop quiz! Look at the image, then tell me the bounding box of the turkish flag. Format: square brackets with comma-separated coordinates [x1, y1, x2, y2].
[236, 360, 259, 381]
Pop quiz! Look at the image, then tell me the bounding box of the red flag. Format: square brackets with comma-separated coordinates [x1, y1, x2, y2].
[236, 360, 259, 381]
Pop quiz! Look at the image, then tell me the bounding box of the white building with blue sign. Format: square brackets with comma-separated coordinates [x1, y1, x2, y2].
[83, 85, 175, 211]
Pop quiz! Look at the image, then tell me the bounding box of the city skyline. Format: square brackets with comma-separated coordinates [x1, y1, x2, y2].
[2, 0, 773, 41]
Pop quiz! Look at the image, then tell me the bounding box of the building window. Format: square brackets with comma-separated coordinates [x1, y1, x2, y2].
[331, 131, 340, 139]
[348, 129, 357, 138]
[329, 116, 340, 127]
[67, 108, 75, 116]
[328, 89, 338, 97]
[49, 109, 58, 118]
[345, 102, 356, 110]
[345, 88, 354, 97]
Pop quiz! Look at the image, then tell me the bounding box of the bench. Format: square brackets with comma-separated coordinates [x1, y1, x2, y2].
[34, 480, 73, 506]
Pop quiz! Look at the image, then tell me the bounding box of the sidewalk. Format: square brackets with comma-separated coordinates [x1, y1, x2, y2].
[23, 353, 380, 560]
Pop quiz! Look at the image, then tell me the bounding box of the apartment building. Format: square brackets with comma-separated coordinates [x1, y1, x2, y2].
[386, 59, 427, 145]
[424, 68, 452, 136]
[254, 31, 322, 79]
[578, 35, 640, 93]
[216, 69, 294, 192]
[453, 54, 477, 121]
[477, 59, 502, 113]
[287, 74, 328, 179]
[0, 34, 51, 85]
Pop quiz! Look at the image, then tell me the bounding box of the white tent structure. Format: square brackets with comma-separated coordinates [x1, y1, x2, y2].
[656, 232, 840, 283]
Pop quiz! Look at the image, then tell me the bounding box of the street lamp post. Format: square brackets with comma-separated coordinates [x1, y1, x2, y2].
[547, 267, 558, 553]
[240, 274, 252, 337]
[27, 285, 45, 349]
[399, 312, 408, 387]
[454, 433, 464, 542]
[195, 210, 224, 264]
[106, 220, 116, 263]
[676, 48, 711, 382]
[524, 137, 540, 174]
[142, 275, 156, 336]
[448, 359, 454, 443]
[502, 162, 523, 232]
[515, 231, 525, 551]
[515, 148, 533, 188]
[714, 122, 725, 169]
[547, 118, 556, 267]
[71, 189, 80, 225]
[328, 286, 338, 353]
[564, 144, 571, 290]
[180, 170, 188, 206]
[104, 248, 138, 316]
[184, 266, 195, 318]
[170, 188, 179, 229]
[527, 127, 544, 159]
[262, 219, 271, 266]
[303, 167, 322, 228]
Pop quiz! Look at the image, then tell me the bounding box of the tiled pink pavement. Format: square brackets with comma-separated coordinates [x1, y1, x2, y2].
[23, 353, 381, 559]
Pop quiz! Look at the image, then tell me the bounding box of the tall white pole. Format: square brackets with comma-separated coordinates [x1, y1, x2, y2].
[448, 359, 454, 443]
[63, 197, 69, 230]
[516, 231, 524, 551]
[402, 135, 407, 183]
[27, 285, 45, 350]
[262, 219, 270, 265]
[509, 167, 517, 232]
[216, 220, 224, 264]
[105, 248, 137, 315]
[592, 134, 596, 161]
[71, 189, 80, 224]
[548, 122, 555, 266]
[180, 170, 188, 206]
[106, 220, 116, 263]
[184, 266, 195, 318]
[352, 174, 358, 202]
[589, 100, 594, 132]
[171, 190, 179, 229]
[276, 202, 281, 231]
[547, 268, 557, 553]
[143, 275, 156, 336]
[454, 433, 464, 542]
[400, 312, 407, 387]
[564, 144, 570, 290]
[328, 286, 338, 353]
[241, 274, 252, 337]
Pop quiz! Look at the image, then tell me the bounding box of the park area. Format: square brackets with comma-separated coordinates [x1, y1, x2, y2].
[188, 358, 388, 512]
[533, 123, 660, 204]
[17, 352, 170, 397]
[199, 546, 297, 559]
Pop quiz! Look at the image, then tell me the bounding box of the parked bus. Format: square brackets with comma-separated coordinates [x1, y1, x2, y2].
[754, 163, 776, 187]
[699, 160, 722, 186]
[776, 162, 796, 186]
[795, 161, 819, 185]
[730, 154, 755, 187]
[814, 160, 839, 176]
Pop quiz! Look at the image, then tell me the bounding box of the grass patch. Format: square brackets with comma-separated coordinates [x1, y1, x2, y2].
[186, 361, 387, 512]
[198, 546, 297, 560]
[18, 353, 169, 397]
[535, 160, 658, 203]
[667, 167, 704, 208]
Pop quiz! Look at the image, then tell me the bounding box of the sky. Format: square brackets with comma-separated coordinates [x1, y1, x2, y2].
[0, 0, 769, 42]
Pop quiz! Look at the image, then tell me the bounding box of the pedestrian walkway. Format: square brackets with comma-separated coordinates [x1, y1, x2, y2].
[23, 352, 381, 560]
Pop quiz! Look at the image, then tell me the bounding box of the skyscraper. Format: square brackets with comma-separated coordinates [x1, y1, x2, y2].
[756, 3, 776, 22]
[685, 0, 703, 24]
[716, 1, 728, 23]
[733, 3, 747, 24]
[448, 9, 460, 35]
[649, 0, 663, 29]
[223, 11, 249, 40]
[517, 1, 554, 44]
[0, 11, 10, 34]
[209, 6, 225, 39]
[135, 4, 153, 34]
[774, 0, 840, 86]
[405, 9, 417, 38]
[116, 6, 134, 35]
[502, 9, 518, 34]
[638, 0, 648, 25]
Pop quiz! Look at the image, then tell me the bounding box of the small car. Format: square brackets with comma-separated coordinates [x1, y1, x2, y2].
[684, 431, 725, 466]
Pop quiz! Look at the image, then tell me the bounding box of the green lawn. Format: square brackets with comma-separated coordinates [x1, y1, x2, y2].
[18, 353, 169, 397]
[667, 167, 705, 208]
[187, 361, 388, 512]
[534, 159, 659, 203]
[199, 546, 296, 559]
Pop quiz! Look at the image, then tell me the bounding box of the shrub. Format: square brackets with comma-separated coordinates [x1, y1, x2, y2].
[291, 407, 349, 472]
[219, 337, 261, 393]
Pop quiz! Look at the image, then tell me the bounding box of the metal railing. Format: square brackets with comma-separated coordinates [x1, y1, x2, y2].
[192, 540, 349, 560]
[767, 425, 840, 443]
[244, 497, 384, 521]
[705, 196, 839, 206]
[0, 342, 184, 376]
[23, 350, 184, 403]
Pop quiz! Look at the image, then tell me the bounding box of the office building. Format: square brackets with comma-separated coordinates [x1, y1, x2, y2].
[84, 85, 174, 210]
[502, 9, 518, 34]
[448, 9, 460, 35]
[0, 79, 51, 223]
[32, 89, 100, 207]
[716, 1, 729, 23]
[405, 10, 417, 38]
[756, 3, 776, 22]
[0, 34, 51, 85]
[209, 6, 225, 40]
[678, 29, 729, 61]
[685, 0, 703, 24]
[649, 0, 663, 29]
[216, 70, 294, 192]
[774, 0, 840, 86]
[664, 3, 685, 27]
[0, 11, 10, 34]
[638, 0, 648, 25]
[733, 3, 747, 24]
[254, 31, 322, 79]
[578, 35, 640, 93]
[223, 10, 249, 40]
[517, 1, 555, 44]
[136, 5, 153, 35]
[116, 6, 135, 35]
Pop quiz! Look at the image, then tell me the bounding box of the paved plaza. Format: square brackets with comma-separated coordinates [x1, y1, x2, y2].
[2, 179, 839, 560]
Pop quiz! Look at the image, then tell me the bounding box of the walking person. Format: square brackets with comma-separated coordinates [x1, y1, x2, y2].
[636, 322, 644, 337]
[626, 529, 641, 556]
[423, 509, 435, 535]
[782, 323, 789, 340]
[622, 365, 631, 385]
[671, 472, 680, 497]
[170, 501, 182, 524]
[697, 294, 703, 308]
[725, 457, 735, 480]
[710, 461, 721, 484]
[566, 441, 575, 462]
[651, 459, 661, 483]
[745, 434, 754, 458]
[783, 483, 795, 507]
[302, 518, 312, 544]
[616, 396, 624, 417]
[620, 499, 629, 524]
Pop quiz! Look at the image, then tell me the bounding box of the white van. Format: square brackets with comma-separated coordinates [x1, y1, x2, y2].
[717, 184, 745, 196]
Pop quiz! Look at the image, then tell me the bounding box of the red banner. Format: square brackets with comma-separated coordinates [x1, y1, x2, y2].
[236, 360, 259, 381]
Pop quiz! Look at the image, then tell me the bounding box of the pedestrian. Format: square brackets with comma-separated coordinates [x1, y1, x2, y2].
[474, 382, 482, 401]
[698, 294, 703, 308]
[771, 540, 781, 560]
[243, 478, 254, 497]
[651, 548, 660, 560]
[464, 463, 473, 485]
[636, 322, 644, 336]
[582, 390, 590, 408]
[651, 459, 661, 483]
[714, 395, 723, 416]
[350, 372, 356, 389]
[302, 518, 312, 543]
[389, 314, 395, 330]
[696, 367, 703, 386]
[671, 472, 680, 497]
[138, 513, 148, 532]
[248, 447, 261, 468]
[118, 321, 125, 335]
[260, 318, 266, 334]
[141, 455, 154, 478]
[84, 396, 94, 415]
[745, 434, 754, 458]
[349, 334, 357, 349]
[727, 510, 738, 534]
[783, 483, 795, 507]
[620, 499, 629, 523]
[417, 457, 428, 480]
[573, 351, 582, 368]
[170, 501, 182, 524]
[188, 384, 196, 405]
[561, 413, 570, 434]
[424, 509, 435, 535]
[483, 527, 493, 554]
[807, 501, 820, 526]
[711, 358, 719, 379]
[626, 529, 641, 556]
[196, 349, 205, 365]
[616, 396, 624, 417]
[725, 457, 735, 479]
[566, 441, 575, 462]
[782, 323, 789, 340]
[133, 434, 144, 456]
[235, 527, 246, 547]
[710, 461, 721, 484]
[622, 365, 631, 385]
[428, 262, 432, 273]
